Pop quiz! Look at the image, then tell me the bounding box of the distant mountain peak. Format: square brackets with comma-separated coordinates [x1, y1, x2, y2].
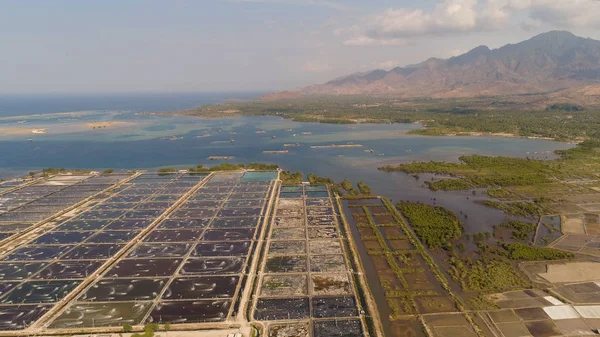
[469, 45, 491, 53]
[532, 30, 576, 39]
[448, 45, 491, 66]
[264, 31, 600, 100]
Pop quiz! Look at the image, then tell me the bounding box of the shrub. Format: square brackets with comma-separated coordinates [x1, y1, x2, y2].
[503, 243, 574, 260]
[396, 201, 462, 249]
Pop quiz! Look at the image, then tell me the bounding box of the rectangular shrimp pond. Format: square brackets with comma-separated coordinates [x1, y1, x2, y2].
[0, 170, 374, 337]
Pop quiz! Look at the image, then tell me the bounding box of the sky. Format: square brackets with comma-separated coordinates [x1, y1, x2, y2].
[1, 0, 600, 93]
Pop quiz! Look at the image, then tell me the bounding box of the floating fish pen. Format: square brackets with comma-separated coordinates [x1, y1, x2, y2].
[210, 140, 235, 144]
[310, 143, 363, 149]
[263, 150, 289, 154]
[283, 143, 301, 147]
[255, 130, 267, 134]
[208, 156, 235, 160]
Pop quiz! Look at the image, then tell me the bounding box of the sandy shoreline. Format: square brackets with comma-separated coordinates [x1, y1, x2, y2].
[0, 128, 47, 135]
[86, 121, 130, 128]
[444, 131, 557, 141]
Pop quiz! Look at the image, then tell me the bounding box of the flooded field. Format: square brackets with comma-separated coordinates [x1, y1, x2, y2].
[343, 197, 458, 337]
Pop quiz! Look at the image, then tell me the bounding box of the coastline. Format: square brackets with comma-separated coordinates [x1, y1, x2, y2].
[153, 110, 577, 143]
[420, 130, 562, 142]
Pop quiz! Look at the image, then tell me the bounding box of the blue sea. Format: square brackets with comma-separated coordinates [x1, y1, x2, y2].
[0, 92, 576, 234]
[0, 92, 263, 117]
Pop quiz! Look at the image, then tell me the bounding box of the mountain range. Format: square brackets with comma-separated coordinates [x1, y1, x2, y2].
[264, 31, 600, 100]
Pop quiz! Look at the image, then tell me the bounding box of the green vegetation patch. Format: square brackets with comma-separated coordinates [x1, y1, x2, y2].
[182, 96, 600, 142]
[188, 162, 279, 173]
[396, 201, 462, 249]
[483, 200, 540, 217]
[467, 295, 499, 310]
[503, 243, 574, 260]
[280, 171, 302, 186]
[307, 173, 333, 185]
[486, 188, 512, 198]
[499, 221, 536, 241]
[378, 141, 600, 208]
[357, 181, 372, 194]
[425, 178, 472, 191]
[246, 163, 279, 170]
[466, 260, 529, 292]
[380, 155, 556, 188]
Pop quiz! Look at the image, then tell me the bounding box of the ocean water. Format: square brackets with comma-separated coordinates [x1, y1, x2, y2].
[0, 92, 263, 117]
[0, 94, 576, 233]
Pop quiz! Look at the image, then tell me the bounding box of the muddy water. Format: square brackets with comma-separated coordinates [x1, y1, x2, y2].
[324, 165, 511, 235]
[341, 200, 394, 337]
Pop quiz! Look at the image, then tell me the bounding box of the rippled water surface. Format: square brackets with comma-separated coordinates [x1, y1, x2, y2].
[0, 111, 574, 233]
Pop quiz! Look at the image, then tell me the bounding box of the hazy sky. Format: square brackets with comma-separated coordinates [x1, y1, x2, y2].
[2, 0, 600, 93]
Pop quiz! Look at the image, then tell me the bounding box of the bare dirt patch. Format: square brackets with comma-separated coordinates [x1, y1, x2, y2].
[537, 261, 600, 284]
[311, 274, 352, 296]
[562, 215, 586, 234]
[389, 239, 413, 250]
[404, 270, 437, 291]
[268, 322, 310, 337]
[414, 295, 457, 314]
[260, 275, 307, 296]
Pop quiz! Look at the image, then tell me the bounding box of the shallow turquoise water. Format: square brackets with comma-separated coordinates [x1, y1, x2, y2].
[0, 113, 576, 234]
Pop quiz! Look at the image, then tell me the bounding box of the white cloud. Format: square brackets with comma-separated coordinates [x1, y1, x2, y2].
[340, 0, 600, 46]
[526, 0, 600, 28]
[343, 35, 407, 46]
[372, 0, 479, 38]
